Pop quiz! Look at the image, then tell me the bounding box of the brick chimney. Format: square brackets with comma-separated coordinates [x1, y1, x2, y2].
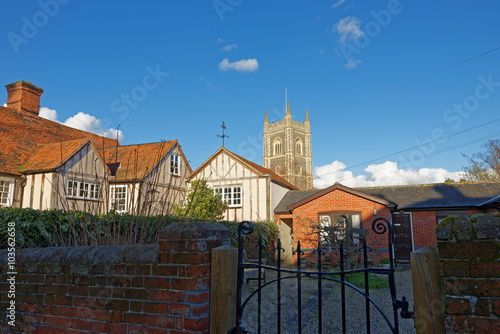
[5, 81, 44, 116]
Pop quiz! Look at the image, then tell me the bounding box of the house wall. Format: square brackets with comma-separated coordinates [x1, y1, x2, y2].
[22, 173, 56, 210]
[138, 145, 189, 216]
[270, 182, 290, 218]
[190, 152, 269, 222]
[291, 189, 392, 262]
[410, 211, 437, 250]
[55, 143, 107, 213]
[21, 142, 108, 212]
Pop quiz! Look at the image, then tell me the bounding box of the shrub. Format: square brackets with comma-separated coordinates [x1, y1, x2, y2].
[0, 208, 278, 250]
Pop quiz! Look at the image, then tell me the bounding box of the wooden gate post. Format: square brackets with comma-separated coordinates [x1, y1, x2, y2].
[210, 245, 238, 334]
[411, 247, 445, 334]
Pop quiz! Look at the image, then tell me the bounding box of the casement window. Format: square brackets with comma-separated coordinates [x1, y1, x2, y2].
[317, 211, 361, 244]
[0, 181, 14, 207]
[215, 186, 242, 207]
[66, 180, 100, 200]
[110, 185, 127, 212]
[170, 154, 181, 176]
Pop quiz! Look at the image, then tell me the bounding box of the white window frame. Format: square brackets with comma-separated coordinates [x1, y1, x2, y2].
[317, 211, 362, 244]
[109, 185, 127, 213]
[66, 180, 101, 201]
[214, 186, 242, 207]
[0, 180, 14, 207]
[170, 154, 181, 176]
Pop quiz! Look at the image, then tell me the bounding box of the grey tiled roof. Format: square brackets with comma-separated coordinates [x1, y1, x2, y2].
[358, 183, 500, 210]
[274, 190, 320, 213]
[274, 183, 500, 213]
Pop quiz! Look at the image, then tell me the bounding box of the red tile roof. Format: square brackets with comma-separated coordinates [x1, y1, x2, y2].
[99, 140, 192, 182]
[21, 139, 91, 173]
[189, 146, 299, 190]
[0, 106, 119, 176]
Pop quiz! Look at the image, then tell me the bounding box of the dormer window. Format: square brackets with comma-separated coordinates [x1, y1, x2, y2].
[107, 162, 121, 177]
[170, 154, 181, 176]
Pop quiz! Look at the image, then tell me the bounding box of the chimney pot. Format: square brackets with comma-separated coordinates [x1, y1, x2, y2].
[5, 81, 44, 115]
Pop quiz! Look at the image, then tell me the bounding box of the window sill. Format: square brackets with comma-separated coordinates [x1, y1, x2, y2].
[66, 196, 101, 202]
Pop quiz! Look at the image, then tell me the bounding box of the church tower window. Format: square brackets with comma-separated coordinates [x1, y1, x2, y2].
[273, 139, 282, 155]
[296, 138, 303, 155]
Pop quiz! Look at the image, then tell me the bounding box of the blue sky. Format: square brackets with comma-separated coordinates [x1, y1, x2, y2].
[1, 1, 500, 187]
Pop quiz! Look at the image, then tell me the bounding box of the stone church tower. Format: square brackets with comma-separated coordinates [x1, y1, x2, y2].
[263, 102, 313, 190]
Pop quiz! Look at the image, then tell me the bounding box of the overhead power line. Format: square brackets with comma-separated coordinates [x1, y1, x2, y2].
[313, 45, 500, 122]
[320, 117, 500, 178]
[333, 131, 500, 184]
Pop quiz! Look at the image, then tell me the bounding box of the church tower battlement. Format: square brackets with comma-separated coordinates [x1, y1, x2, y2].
[263, 101, 313, 190]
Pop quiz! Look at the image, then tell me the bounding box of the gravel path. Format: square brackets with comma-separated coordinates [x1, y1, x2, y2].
[240, 268, 416, 334]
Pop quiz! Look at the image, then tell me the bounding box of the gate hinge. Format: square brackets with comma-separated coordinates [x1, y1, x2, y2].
[395, 296, 415, 319]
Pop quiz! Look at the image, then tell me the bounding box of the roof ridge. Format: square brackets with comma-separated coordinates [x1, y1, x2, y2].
[355, 181, 500, 190]
[99, 140, 177, 150]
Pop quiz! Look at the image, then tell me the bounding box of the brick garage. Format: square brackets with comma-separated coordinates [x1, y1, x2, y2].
[274, 182, 500, 265]
[288, 184, 393, 264]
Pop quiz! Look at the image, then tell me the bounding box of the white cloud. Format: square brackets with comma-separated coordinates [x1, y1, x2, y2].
[334, 16, 364, 42]
[331, 0, 346, 9]
[221, 44, 238, 52]
[2, 103, 6, 107]
[344, 57, 362, 69]
[313, 160, 464, 188]
[38, 107, 124, 142]
[215, 38, 224, 44]
[39, 107, 58, 121]
[64, 112, 101, 132]
[219, 58, 259, 72]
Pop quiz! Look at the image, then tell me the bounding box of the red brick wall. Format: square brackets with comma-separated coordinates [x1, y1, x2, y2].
[291, 189, 392, 264]
[0, 222, 230, 333]
[411, 211, 438, 248]
[436, 213, 500, 333]
[412, 209, 493, 250]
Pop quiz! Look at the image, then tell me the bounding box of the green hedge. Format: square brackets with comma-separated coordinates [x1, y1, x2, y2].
[0, 208, 277, 253]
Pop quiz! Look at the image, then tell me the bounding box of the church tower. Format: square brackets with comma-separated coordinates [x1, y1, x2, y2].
[263, 102, 313, 190]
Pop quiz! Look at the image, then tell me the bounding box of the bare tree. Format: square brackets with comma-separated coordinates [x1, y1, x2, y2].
[462, 139, 500, 182]
[302, 214, 368, 270]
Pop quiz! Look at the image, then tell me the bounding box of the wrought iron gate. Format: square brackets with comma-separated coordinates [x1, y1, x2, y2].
[229, 217, 414, 334]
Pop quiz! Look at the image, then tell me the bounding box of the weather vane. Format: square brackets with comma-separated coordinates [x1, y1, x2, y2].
[217, 121, 229, 147]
